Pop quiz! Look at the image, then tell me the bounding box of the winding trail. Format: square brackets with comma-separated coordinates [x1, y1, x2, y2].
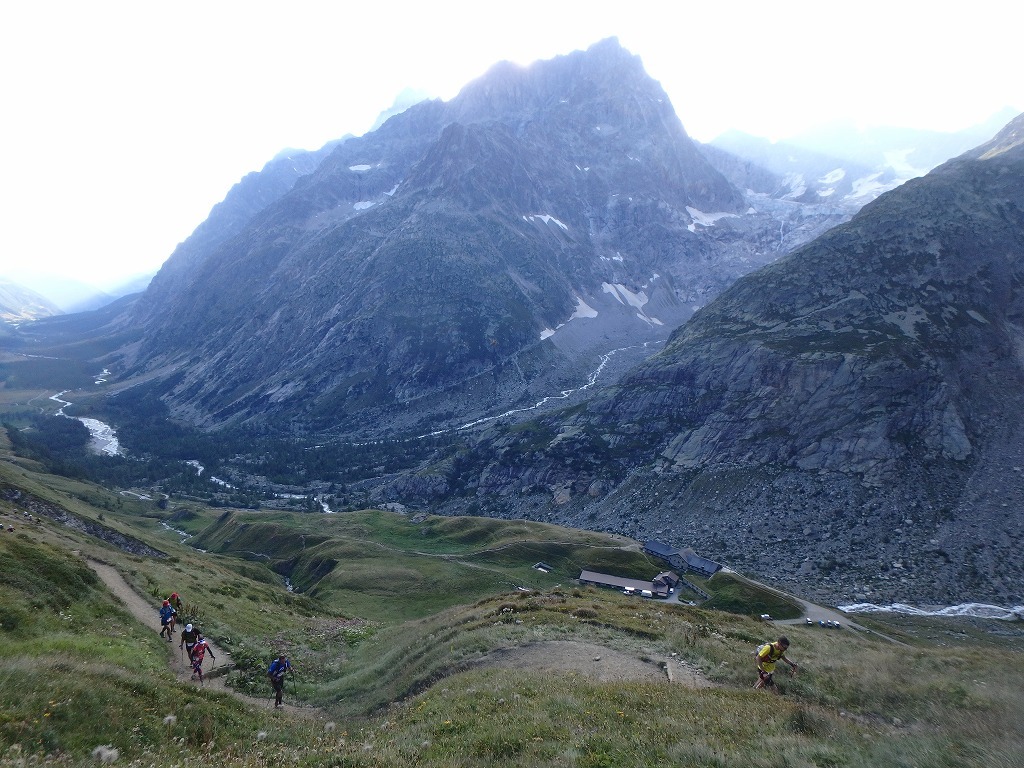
[87, 560, 324, 718]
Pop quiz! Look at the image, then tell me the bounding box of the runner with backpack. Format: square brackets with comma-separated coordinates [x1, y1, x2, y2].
[267, 653, 293, 708]
[157, 599, 177, 641]
[179, 623, 200, 661]
[754, 635, 798, 692]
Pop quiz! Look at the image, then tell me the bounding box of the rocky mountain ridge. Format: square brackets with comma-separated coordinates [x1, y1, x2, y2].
[114, 38, 834, 436]
[388, 113, 1024, 606]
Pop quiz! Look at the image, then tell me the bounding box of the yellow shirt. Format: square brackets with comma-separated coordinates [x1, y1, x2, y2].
[757, 642, 786, 672]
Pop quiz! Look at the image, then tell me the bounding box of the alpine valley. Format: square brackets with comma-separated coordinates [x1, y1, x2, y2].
[4, 38, 1022, 610]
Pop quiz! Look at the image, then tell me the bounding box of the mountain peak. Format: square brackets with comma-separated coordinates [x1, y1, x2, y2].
[450, 37, 651, 124]
[120, 38, 749, 434]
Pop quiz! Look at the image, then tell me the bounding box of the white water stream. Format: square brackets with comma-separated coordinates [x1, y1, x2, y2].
[839, 601, 1023, 621]
[49, 374, 122, 456]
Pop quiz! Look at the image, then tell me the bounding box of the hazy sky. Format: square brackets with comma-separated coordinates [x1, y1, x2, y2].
[2, 0, 1021, 292]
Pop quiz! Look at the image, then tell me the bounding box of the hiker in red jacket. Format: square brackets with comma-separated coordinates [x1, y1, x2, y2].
[190, 636, 216, 684]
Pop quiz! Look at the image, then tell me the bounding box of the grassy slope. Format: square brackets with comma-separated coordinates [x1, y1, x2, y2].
[0, 533, 268, 760]
[2, 453, 1023, 766]
[189, 507, 666, 623]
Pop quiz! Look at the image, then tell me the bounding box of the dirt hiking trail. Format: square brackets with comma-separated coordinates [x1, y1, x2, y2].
[473, 640, 713, 687]
[87, 559, 323, 718]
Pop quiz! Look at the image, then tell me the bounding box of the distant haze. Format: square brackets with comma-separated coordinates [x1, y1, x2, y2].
[1, 1, 1021, 295]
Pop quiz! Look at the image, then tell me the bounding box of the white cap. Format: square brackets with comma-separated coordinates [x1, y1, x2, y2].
[185, 624, 193, 632]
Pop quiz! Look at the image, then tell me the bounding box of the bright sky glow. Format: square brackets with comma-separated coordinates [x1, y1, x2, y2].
[1, 0, 1021, 291]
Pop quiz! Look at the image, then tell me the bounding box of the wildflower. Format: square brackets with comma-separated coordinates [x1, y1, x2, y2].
[256, 731, 268, 741]
[163, 715, 177, 726]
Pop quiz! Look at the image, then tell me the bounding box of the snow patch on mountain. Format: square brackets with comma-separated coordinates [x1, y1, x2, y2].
[602, 282, 663, 326]
[849, 172, 895, 200]
[603, 282, 646, 310]
[685, 206, 741, 231]
[781, 173, 808, 199]
[524, 214, 569, 230]
[542, 295, 601, 339]
[883, 149, 929, 178]
[570, 296, 598, 320]
[818, 168, 846, 184]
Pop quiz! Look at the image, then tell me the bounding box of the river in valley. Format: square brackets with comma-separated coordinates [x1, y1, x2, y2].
[49, 373, 122, 456]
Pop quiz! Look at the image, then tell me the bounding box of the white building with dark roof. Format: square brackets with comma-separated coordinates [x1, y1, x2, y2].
[644, 540, 721, 577]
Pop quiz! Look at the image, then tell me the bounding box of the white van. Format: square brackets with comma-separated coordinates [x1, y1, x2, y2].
[640, 589, 653, 598]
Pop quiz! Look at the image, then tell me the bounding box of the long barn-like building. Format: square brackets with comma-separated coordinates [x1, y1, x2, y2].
[578, 569, 680, 598]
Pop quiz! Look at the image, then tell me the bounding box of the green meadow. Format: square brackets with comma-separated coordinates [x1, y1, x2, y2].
[2, 438, 1022, 767]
